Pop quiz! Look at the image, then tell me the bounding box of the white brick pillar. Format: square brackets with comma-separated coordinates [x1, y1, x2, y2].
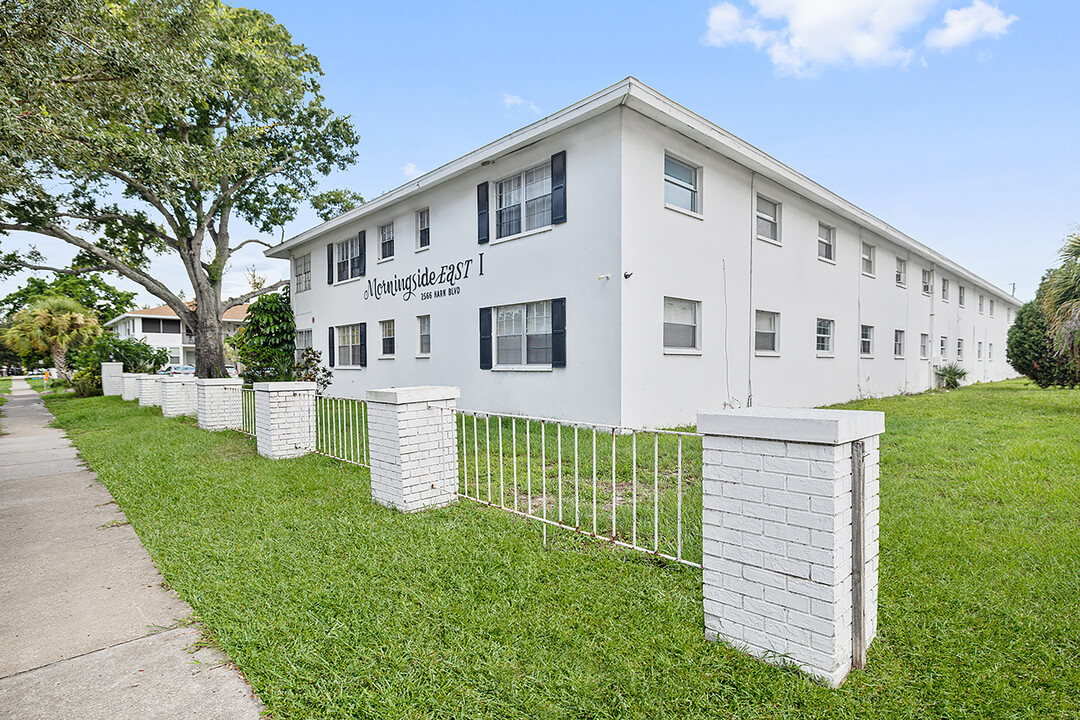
[697, 407, 884, 688]
[197, 378, 243, 431]
[101, 362, 124, 396]
[366, 386, 460, 513]
[138, 374, 163, 407]
[161, 377, 198, 418]
[253, 382, 316, 459]
[121, 373, 141, 401]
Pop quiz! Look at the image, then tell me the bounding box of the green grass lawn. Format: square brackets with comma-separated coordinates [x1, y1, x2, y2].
[38, 380, 1080, 719]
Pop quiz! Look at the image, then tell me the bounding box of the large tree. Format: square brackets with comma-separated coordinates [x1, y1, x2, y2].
[0, 0, 361, 377]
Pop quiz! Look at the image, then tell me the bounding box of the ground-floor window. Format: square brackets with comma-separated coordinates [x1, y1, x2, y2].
[894, 330, 905, 358]
[295, 329, 312, 361]
[815, 318, 834, 354]
[664, 297, 700, 351]
[860, 325, 873, 357]
[337, 323, 366, 367]
[920, 333, 930, 360]
[417, 315, 430, 356]
[380, 319, 395, 357]
[496, 301, 551, 365]
[755, 310, 779, 353]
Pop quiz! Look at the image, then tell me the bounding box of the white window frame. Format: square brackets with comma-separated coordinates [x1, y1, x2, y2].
[940, 336, 948, 359]
[495, 161, 552, 240]
[989, 343, 994, 361]
[756, 195, 780, 245]
[959, 285, 966, 307]
[755, 310, 779, 355]
[293, 253, 311, 293]
[417, 314, 430, 356]
[895, 257, 907, 287]
[920, 333, 930, 360]
[979, 294, 985, 314]
[862, 242, 876, 277]
[941, 278, 949, 302]
[295, 328, 313, 362]
[416, 208, 430, 250]
[815, 318, 834, 356]
[860, 325, 873, 357]
[977, 341, 983, 361]
[494, 301, 553, 368]
[336, 237, 362, 282]
[379, 319, 395, 357]
[663, 297, 701, 353]
[957, 338, 964, 361]
[894, 330, 905, 358]
[378, 223, 395, 261]
[817, 222, 835, 262]
[989, 299, 995, 317]
[921, 269, 933, 296]
[664, 154, 700, 214]
[336, 323, 364, 367]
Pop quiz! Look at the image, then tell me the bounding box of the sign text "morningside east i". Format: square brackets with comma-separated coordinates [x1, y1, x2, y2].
[362, 255, 484, 302]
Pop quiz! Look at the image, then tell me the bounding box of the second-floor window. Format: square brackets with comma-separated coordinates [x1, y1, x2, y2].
[379, 223, 395, 260]
[417, 208, 430, 249]
[293, 253, 311, 293]
[496, 161, 551, 239]
[337, 236, 363, 281]
[664, 155, 699, 213]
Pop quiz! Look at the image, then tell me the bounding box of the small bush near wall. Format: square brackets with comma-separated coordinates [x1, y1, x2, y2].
[935, 362, 968, 390]
[1007, 301, 1080, 388]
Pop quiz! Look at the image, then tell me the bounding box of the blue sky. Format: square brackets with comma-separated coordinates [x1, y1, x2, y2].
[4, 0, 1076, 306]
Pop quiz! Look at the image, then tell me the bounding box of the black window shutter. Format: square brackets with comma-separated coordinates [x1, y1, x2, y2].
[359, 322, 367, 367]
[328, 326, 335, 367]
[477, 182, 489, 244]
[358, 230, 366, 277]
[479, 307, 493, 370]
[551, 297, 566, 368]
[327, 244, 334, 285]
[551, 151, 567, 224]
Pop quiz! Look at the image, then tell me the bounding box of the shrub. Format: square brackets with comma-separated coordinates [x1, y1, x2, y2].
[72, 367, 102, 397]
[227, 288, 295, 384]
[68, 335, 170, 395]
[292, 347, 333, 394]
[1007, 300, 1080, 388]
[935, 362, 968, 390]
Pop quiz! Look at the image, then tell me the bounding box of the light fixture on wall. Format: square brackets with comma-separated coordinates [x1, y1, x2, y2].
[597, 274, 610, 280]
[624, 271, 633, 279]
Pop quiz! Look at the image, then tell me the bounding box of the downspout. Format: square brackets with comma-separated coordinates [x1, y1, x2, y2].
[747, 173, 756, 407]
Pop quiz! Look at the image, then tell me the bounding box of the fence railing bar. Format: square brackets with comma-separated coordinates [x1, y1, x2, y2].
[499, 416, 505, 508]
[610, 429, 616, 542]
[526, 419, 532, 516]
[654, 432, 660, 554]
[460, 413, 468, 498]
[574, 425, 580, 529]
[512, 417, 518, 512]
[473, 414, 480, 499]
[456, 409, 703, 439]
[485, 415, 492, 504]
[541, 420, 547, 545]
[557, 424, 564, 525]
[591, 428, 597, 537]
[632, 431, 638, 550]
[677, 434, 684, 563]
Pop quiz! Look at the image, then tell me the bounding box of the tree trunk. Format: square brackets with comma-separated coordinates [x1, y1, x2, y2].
[192, 294, 231, 379]
[51, 346, 72, 381]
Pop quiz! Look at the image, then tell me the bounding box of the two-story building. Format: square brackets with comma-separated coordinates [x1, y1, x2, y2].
[266, 77, 1020, 428]
[105, 303, 248, 367]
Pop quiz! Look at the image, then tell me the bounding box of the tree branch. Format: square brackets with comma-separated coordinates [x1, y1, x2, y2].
[223, 279, 286, 311]
[1, 260, 111, 275]
[230, 237, 274, 253]
[103, 169, 185, 242]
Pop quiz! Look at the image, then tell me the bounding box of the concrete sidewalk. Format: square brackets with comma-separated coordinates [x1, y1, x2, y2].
[0, 378, 265, 719]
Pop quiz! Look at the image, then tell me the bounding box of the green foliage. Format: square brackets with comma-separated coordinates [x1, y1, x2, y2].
[227, 288, 295, 383]
[310, 189, 365, 222]
[71, 366, 101, 397]
[2, 296, 101, 379]
[934, 361, 968, 390]
[1007, 300, 1080, 388]
[292, 347, 332, 393]
[1040, 231, 1080, 363]
[0, 273, 136, 323]
[0, 0, 359, 377]
[69, 333, 169, 396]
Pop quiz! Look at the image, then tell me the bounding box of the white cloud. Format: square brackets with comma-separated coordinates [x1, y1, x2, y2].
[502, 93, 540, 113]
[402, 162, 422, 179]
[703, 0, 1016, 76]
[926, 1, 1017, 51]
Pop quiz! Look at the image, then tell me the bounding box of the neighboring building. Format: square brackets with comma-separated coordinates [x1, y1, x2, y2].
[265, 78, 1020, 428]
[105, 303, 248, 366]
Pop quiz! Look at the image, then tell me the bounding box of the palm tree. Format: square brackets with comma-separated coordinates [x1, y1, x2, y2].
[1041, 231, 1080, 364]
[2, 296, 102, 380]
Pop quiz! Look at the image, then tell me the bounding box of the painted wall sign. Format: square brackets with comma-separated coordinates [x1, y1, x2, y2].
[363, 253, 485, 302]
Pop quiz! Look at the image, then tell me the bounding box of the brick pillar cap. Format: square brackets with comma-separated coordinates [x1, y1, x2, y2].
[196, 377, 243, 386]
[161, 376, 196, 384]
[367, 385, 460, 405]
[697, 407, 884, 445]
[253, 381, 316, 392]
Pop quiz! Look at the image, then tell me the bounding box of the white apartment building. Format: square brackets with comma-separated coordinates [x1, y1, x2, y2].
[266, 78, 1020, 428]
[105, 303, 248, 366]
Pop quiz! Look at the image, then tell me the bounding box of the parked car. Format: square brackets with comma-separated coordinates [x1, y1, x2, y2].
[158, 364, 196, 376]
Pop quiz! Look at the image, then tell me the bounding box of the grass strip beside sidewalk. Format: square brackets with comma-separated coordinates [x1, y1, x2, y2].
[40, 380, 1080, 719]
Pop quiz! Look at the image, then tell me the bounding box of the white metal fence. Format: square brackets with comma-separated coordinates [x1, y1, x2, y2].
[457, 410, 703, 569]
[240, 387, 256, 436]
[315, 395, 370, 467]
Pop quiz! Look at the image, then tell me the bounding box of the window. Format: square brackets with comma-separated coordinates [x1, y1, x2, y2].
[417, 315, 430, 355]
[818, 223, 834, 261]
[416, 208, 430, 249]
[860, 325, 873, 357]
[756, 196, 779, 243]
[755, 311, 779, 353]
[494, 301, 553, 366]
[940, 336, 948, 359]
[496, 161, 551, 239]
[295, 329, 312, 361]
[978, 294, 984, 313]
[664, 155, 699, 213]
[894, 330, 905, 358]
[977, 341, 983, 361]
[989, 343, 994, 361]
[895, 257, 907, 286]
[337, 236, 363, 281]
[959, 286, 966, 307]
[378, 223, 395, 260]
[957, 338, 964, 361]
[168, 347, 181, 364]
[921, 269, 933, 295]
[142, 318, 180, 334]
[337, 324, 365, 366]
[293, 253, 311, 293]
[920, 333, 930, 360]
[664, 297, 700, 351]
[941, 278, 949, 302]
[862, 242, 876, 276]
[815, 318, 834, 354]
[989, 299, 995, 317]
[380, 319, 395, 357]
